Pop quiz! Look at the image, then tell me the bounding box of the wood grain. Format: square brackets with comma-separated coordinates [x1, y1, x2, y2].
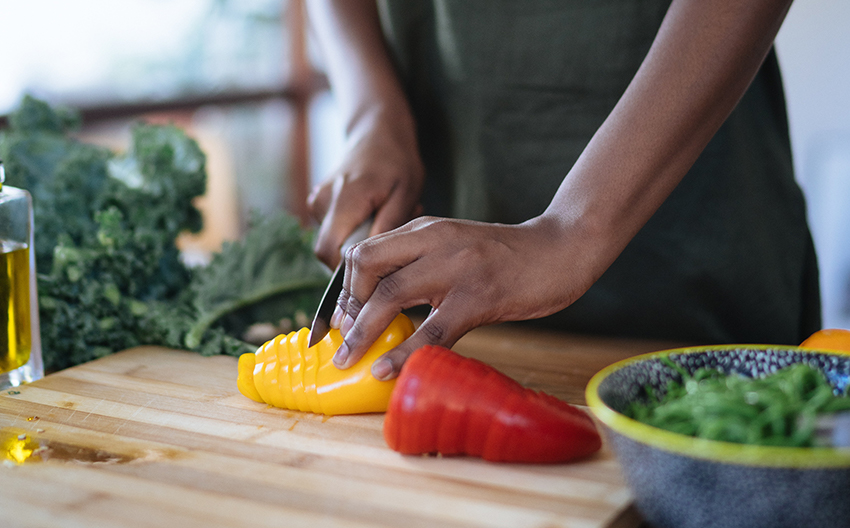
[0, 323, 675, 528]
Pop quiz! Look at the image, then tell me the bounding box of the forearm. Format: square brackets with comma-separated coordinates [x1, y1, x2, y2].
[544, 0, 793, 273]
[307, 0, 417, 148]
[306, 1, 426, 264]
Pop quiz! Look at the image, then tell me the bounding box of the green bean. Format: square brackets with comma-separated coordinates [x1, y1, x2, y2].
[625, 362, 850, 446]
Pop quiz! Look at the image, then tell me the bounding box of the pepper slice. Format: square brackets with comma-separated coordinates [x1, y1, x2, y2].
[434, 352, 480, 455]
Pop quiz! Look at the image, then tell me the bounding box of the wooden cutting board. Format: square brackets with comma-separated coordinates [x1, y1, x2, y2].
[0, 324, 676, 528]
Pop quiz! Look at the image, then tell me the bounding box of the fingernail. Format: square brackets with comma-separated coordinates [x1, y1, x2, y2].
[330, 305, 343, 329]
[372, 358, 393, 380]
[340, 314, 355, 337]
[334, 342, 349, 367]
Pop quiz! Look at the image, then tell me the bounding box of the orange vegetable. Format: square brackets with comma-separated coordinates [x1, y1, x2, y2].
[800, 328, 850, 352]
[237, 313, 415, 415]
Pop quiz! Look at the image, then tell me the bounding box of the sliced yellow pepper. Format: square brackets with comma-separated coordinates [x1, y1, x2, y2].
[237, 313, 415, 415]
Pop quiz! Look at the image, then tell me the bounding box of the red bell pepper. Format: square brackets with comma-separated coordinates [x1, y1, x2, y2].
[383, 345, 602, 463]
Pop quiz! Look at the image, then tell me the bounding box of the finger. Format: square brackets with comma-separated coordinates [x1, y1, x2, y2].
[370, 182, 422, 236]
[335, 217, 456, 368]
[306, 182, 332, 224]
[330, 284, 349, 330]
[338, 222, 429, 327]
[333, 231, 396, 338]
[332, 299, 400, 370]
[338, 217, 443, 335]
[336, 253, 450, 370]
[370, 305, 467, 380]
[314, 179, 374, 268]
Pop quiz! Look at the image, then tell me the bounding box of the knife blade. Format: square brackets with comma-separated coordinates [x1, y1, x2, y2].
[308, 220, 373, 347]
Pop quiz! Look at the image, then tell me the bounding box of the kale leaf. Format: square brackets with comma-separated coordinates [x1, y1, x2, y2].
[185, 212, 329, 351]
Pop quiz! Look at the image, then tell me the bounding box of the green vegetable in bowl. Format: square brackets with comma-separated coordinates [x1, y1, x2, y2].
[626, 359, 850, 447]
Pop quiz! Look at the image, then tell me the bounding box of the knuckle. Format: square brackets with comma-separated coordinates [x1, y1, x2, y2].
[406, 215, 437, 232]
[373, 274, 402, 302]
[347, 241, 376, 269]
[346, 295, 366, 318]
[419, 320, 449, 345]
[336, 288, 350, 311]
[419, 216, 463, 240]
[347, 242, 364, 264]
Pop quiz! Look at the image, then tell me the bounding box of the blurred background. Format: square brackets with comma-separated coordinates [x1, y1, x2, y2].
[1, 0, 847, 330]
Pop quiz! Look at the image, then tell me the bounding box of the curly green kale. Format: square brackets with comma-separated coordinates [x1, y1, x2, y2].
[1, 96, 328, 370]
[185, 212, 329, 351]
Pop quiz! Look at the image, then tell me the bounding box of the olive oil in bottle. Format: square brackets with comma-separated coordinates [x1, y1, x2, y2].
[0, 159, 41, 388]
[0, 241, 31, 374]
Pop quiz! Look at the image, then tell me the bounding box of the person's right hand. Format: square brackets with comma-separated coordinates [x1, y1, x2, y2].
[308, 126, 425, 268]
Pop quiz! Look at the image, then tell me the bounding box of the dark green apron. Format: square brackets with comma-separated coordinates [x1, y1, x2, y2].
[378, 0, 820, 345]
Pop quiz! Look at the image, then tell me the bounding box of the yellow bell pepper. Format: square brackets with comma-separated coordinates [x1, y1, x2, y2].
[237, 313, 415, 415]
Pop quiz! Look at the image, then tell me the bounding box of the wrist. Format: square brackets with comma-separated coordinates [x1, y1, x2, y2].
[342, 105, 425, 188]
[346, 102, 419, 152]
[526, 208, 625, 301]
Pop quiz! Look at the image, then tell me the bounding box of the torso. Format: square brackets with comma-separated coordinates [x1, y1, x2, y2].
[379, 0, 820, 344]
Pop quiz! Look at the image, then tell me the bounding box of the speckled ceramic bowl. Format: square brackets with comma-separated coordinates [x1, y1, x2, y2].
[586, 345, 850, 528]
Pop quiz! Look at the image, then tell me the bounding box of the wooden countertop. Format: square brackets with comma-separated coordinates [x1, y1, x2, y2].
[0, 323, 681, 528]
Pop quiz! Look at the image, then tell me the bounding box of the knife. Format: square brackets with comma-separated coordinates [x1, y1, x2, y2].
[308, 220, 373, 347]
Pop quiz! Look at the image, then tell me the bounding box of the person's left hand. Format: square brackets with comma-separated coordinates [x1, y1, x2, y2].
[329, 214, 604, 380]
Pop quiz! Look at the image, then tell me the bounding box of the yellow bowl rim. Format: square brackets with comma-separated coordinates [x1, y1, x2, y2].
[585, 344, 850, 468]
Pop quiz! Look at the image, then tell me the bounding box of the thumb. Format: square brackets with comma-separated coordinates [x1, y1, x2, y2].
[370, 308, 466, 380]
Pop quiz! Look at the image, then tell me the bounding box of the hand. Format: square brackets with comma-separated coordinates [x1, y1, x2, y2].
[306, 0, 425, 266]
[308, 127, 425, 268]
[329, 215, 607, 380]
